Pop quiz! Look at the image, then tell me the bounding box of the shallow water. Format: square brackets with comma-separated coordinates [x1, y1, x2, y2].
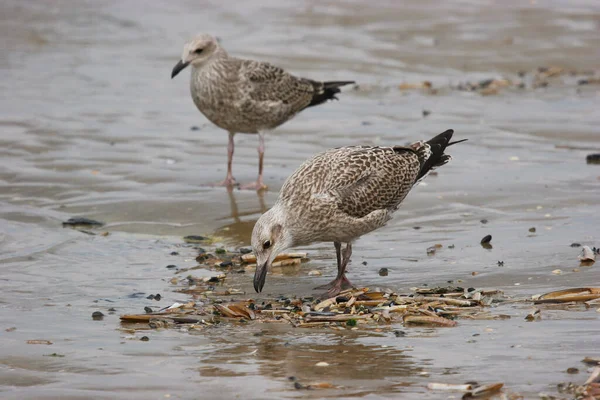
[1, 0, 599, 399]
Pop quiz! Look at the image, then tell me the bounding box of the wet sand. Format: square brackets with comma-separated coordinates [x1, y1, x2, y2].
[1, 1, 599, 399]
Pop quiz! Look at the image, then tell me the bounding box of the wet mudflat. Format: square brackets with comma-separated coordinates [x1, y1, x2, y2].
[1, 1, 599, 399]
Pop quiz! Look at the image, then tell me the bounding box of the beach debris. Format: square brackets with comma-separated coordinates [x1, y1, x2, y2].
[427, 382, 473, 391]
[240, 252, 307, 263]
[27, 340, 53, 345]
[378, 268, 389, 276]
[579, 246, 596, 263]
[463, 382, 504, 398]
[308, 270, 321, 276]
[533, 288, 600, 304]
[524, 308, 540, 321]
[62, 217, 104, 228]
[587, 154, 600, 165]
[183, 235, 208, 243]
[92, 311, 104, 320]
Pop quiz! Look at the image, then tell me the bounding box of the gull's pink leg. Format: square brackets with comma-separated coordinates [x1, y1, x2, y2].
[241, 132, 268, 191]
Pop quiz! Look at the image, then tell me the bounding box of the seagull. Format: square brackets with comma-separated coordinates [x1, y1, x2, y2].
[251, 129, 467, 297]
[171, 34, 354, 190]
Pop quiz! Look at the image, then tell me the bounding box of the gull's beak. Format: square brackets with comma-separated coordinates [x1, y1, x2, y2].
[171, 60, 189, 79]
[253, 260, 269, 293]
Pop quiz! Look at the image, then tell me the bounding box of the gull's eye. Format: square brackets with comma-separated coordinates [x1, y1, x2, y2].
[263, 240, 271, 250]
[194, 48, 204, 54]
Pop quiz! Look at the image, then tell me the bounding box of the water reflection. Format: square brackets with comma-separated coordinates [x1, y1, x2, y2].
[213, 188, 268, 246]
[198, 326, 423, 395]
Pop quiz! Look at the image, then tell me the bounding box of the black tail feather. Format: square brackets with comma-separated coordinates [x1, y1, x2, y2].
[306, 80, 355, 108]
[415, 129, 467, 182]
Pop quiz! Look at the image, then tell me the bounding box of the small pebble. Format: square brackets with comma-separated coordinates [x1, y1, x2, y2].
[480, 234, 492, 244]
[315, 362, 329, 367]
[552, 269, 562, 275]
[166, 264, 177, 269]
[170, 251, 179, 256]
[140, 336, 150, 341]
[308, 270, 321, 276]
[190, 126, 200, 131]
[471, 271, 479, 276]
[183, 235, 207, 243]
[422, 110, 431, 117]
[144, 306, 153, 313]
[378, 268, 389, 276]
[107, 307, 116, 312]
[586, 154, 600, 164]
[566, 367, 579, 374]
[570, 243, 581, 247]
[394, 330, 406, 337]
[154, 294, 161, 301]
[219, 261, 233, 268]
[529, 227, 536, 233]
[497, 261, 504, 266]
[239, 247, 252, 254]
[362, 261, 368, 266]
[92, 311, 104, 321]
[480, 219, 488, 224]
[146, 294, 155, 300]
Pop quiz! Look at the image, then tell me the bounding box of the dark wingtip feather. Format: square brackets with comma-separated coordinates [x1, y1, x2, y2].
[305, 80, 355, 109]
[415, 129, 465, 182]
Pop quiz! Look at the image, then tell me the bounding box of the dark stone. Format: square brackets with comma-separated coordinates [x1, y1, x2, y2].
[154, 294, 161, 301]
[570, 243, 581, 247]
[529, 227, 536, 233]
[183, 235, 207, 243]
[140, 336, 150, 341]
[586, 154, 600, 164]
[170, 251, 179, 256]
[208, 277, 220, 283]
[288, 376, 296, 381]
[567, 367, 579, 374]
[62, 217, 104, 227]
[394, 330, 406, 337]
[422, 110, 431, 117]
[144, 306, 153, 313]
[146, 294, 155, 300]
[577, 79, 589, 85]
[480, 219, 488, 224]
[239, 247, 252, 254]
[166, 264, 177, 269]
[378, 267, 389, 276]
[127, 292, 145, 299]
[219, 261, 233, 268]
[480, 234, 492, 244]
[107, 307, 116, 312]
[335, 296, 349, 303]
[92, 311, 104, 320]
[362, 261, 368, 266]
[497, 261, 504, 266]
[190, 126, 200, 131]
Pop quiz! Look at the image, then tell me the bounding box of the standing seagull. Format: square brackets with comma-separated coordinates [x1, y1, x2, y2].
[251, 129, 467, 297]
[171, 34, 354, 190]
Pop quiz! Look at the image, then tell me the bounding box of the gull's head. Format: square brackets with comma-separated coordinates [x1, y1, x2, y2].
[251, 205, 292, 293]
[171, 34, 221, 79]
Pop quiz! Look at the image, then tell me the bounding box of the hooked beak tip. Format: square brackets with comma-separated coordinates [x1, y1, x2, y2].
[253, 262, 268, 293]
[171, 60, 189, 79]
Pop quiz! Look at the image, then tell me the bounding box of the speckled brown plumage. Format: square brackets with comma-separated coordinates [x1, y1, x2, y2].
[251, 129, 466, 296]
[172, 34, 354, 189]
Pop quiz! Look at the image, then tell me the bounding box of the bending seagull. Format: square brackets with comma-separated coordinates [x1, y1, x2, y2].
[171, 34, 354, 190]
[251, 129, 467, 297]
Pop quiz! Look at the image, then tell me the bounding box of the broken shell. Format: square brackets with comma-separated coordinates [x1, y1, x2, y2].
[427, 382, 473, 391]
[315, 362, 329, 367]
[241, 252, 307, 263]
[579, 246, 596, 262]
[404, 315, 457, 327]
[308, 270, 322, 276]
[534, 288, 600, 304]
